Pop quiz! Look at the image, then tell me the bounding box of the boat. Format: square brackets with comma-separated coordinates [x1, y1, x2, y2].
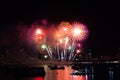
[48, 65, 65, 70]
[71, 68, 95, 75]
[71, 64, 85, 70]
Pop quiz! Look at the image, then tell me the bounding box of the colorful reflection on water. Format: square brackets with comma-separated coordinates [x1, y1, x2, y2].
[43, 65, 94, 80]
[22, 77, 44, 80]
[71, 75, 95, 80]
[22, 65, 94, 80]
[1, 65, 118, 80]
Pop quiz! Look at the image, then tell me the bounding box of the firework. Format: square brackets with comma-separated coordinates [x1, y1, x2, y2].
[27, 20, 89, 61]
[72, 22, 89, 41]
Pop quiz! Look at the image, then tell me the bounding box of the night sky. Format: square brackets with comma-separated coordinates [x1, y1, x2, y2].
[0, 1, 119, 56]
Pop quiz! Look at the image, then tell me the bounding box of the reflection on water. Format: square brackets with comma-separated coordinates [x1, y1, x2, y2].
[72, 75, 86, 80]
[0, 64, 120, 80]
[109, 67, 114, 80]
[71, 75, 94, 80]
[44, 65, 73, 80]
[43, 65, 120, 80]
[44, 65, 94, 80]
[22, 77, 44, 80]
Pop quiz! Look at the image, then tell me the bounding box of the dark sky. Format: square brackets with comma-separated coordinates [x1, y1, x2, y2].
[0, 1, 119, 55]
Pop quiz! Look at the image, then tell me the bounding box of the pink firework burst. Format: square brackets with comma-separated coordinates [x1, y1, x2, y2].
[72, 22, 89, 42]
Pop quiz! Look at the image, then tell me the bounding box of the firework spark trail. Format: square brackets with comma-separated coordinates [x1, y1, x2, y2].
[56, 46, 60, 60]
[55, 47, 59, 60]
[72, 53, 78, 61]
[69, 40, 75, 60]
[61, 51, 63, 60]
[45, 46, 52, 59]
[28, 20, 89, 61]
[46, 48, 50, 58]
[55, 46, 59, 60]
[64, 48, 67, 60]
